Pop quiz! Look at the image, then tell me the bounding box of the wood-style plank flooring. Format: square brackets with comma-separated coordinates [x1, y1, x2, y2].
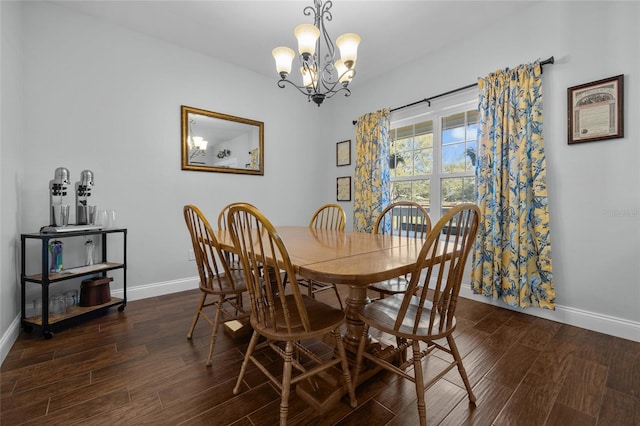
[2, 287, 639, 425]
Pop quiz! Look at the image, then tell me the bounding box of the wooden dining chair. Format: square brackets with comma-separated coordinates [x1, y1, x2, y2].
[298, 204, 345, 309]
[368, 201, 431, 299]
[227, 204, 356, 425]
[352, 203, 480, 426]
[184, 204, 249, 366]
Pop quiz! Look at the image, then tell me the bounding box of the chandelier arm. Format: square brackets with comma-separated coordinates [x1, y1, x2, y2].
[324, 86, 351, 100]
[277, 78, 316, 98]
[318, 79, 351, 98]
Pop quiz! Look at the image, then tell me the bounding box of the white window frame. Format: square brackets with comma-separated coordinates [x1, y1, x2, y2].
[389, 87, 478, 224]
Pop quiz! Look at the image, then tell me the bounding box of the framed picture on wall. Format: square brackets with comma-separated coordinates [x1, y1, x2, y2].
[336, 176, 351, 202]
[336, 140, 351, 166]
[567, 74, 624, 144]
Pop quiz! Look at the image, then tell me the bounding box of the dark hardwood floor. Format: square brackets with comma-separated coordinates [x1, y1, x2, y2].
[2, 287, 639, 425]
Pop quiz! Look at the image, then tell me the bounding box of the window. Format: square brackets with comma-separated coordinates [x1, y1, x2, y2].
[389, 91, 478, 224]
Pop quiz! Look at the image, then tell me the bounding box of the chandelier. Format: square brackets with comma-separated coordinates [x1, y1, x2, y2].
[272, 0, 360, 106]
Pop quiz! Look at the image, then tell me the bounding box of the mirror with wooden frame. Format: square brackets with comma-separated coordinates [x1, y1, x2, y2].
[181, 105, 264, 175]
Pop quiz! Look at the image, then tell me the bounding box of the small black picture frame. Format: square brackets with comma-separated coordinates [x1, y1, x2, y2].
[336, 176, 351, 202]
[336, 140, 351, 166]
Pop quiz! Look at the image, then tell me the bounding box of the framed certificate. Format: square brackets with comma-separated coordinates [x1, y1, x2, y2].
[336, 140, 351, 166]
[568, 75, 624, 144]
[336, 176, 351, 202]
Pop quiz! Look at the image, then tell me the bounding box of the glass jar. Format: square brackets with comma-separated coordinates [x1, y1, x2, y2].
[85, 239, 95, 266]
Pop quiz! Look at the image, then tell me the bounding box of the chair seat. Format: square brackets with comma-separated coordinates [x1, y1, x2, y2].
[201, 269, 247, 295]
[360, 294, 454, 341]
[367, 276, 409, 295]
[252, 294, 345, 341]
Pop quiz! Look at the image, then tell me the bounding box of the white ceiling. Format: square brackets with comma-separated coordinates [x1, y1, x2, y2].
[49, 1, 539, 85]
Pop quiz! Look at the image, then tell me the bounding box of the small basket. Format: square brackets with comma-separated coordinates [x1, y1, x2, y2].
[80, 276, 113, 306]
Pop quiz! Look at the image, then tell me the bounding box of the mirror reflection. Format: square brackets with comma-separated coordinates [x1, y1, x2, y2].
[181, 106, 264, 175]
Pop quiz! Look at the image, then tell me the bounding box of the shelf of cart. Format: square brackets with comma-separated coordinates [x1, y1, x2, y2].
[25, 262, 124, 282]
[22, 297, 124, 326]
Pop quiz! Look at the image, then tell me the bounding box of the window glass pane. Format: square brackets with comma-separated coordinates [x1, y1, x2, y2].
[415, 130, 433, 149]
[442, 143, 466, 173]
[414, 148, 432, 175]
[390, 180, 431, 213]
[393, 136, 412, 152]
[391, 181, 412, 202]
[442, 112, 466, 146]
[391, 153, 411, 177]
[412, 179, 431, 214]
[442, 111, 479, 173]
[441, 176, 476, 215]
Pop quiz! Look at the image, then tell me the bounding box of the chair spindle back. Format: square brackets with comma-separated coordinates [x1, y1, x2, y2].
[309, 203, 346, 231]
[398, 203, 480, 335]
[183, 205, 237, 293]
[374, 201, 431, 240]
[227, 204, 309, 334]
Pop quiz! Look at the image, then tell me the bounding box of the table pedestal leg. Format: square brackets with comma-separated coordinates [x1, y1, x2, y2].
[343, 285, 370, 352]
[297, 284, 394, 411]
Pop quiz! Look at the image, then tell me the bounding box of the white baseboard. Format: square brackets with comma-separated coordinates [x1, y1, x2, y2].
[0, 315, 22, 365]
[3, 278, 638, 366]
[110, 276, 199, 301]
[459, 284, 640, 343]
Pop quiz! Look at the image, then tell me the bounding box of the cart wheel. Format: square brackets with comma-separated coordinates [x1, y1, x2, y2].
[22, 324, 33, 333]
[43, 331, 54, 339]
[118, 304, 126, 312]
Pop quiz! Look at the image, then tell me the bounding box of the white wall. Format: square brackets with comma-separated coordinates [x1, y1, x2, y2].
[1, 0, 25, 361]
[325, 1, 640, 340]
[1, 1, 639, 363]
[0, 0, 333, 360]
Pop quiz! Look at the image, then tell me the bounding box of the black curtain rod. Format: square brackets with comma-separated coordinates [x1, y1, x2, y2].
[352, 56, 554, 125]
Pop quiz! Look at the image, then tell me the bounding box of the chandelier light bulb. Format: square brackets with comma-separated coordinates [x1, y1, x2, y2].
[335, 59, 353, 85]
[294, 24, 320, 59]
[336, 33, 360, 69]
[272, 47, 295, 78]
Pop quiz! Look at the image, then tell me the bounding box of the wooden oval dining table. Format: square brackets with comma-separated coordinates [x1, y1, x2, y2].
[216, 225, 441, 411]
[216, 226, 425, 351]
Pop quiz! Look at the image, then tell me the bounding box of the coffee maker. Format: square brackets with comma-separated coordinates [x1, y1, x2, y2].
[49, 167, 70, 226]
[75, 170, 95, 225]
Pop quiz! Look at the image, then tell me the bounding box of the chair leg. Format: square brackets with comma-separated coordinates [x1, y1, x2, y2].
[396, 337, 407, 364]
[187, 293, 207, 339]
[234, 330, 260, 395]
[333, 330, 357, 408]
[332, 285, 344, 310]
[412, 340, 427, 426]
[351, 323, 370, 391]
[280, 341, 294, 426]
[206, 296, 224, 366]
[447, 334, 476, 403]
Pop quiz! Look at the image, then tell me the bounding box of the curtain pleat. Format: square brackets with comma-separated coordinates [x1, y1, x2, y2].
[353, 109, 390, 232]
[471, 62, 555, 309]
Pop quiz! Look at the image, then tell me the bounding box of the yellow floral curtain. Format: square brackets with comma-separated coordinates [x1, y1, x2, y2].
[471, 62, 555, 309]
[353, 109, 390, 232]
